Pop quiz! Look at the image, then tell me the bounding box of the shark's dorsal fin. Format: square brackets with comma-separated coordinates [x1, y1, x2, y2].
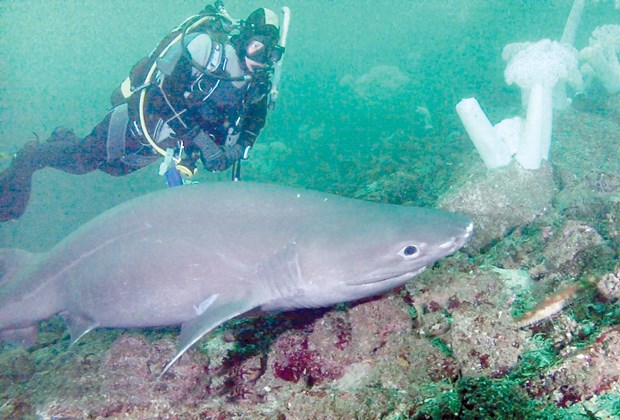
[61, 312, 99, 344]
[160, 295, 260, 378]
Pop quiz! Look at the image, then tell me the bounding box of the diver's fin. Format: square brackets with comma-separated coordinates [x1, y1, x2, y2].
[160, 295, 260, 378]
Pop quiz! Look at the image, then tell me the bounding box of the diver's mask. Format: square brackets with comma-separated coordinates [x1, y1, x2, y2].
[245, 36, 284, 67]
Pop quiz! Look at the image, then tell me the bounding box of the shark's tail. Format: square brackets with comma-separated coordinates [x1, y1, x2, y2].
[0, 248, 43, 347]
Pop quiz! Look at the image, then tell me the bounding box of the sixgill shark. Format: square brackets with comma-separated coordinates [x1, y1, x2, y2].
[0, 182, 472, 375]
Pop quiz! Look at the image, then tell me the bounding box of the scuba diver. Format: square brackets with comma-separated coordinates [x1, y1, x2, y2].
[0, 2, 290, 222]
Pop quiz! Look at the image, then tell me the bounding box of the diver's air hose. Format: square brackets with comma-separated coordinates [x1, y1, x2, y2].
[138, 33, 186, 159]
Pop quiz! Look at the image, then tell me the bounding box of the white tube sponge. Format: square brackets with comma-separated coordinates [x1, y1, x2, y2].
[561, 0, 586, 46]
[456, 98, 512, 168]
[503, 40, 582, 169]
[580, 24, 620, 94]
[504, 39, 582, 109]
[517, 83, 553, 169]
[494, 116, 523, 157]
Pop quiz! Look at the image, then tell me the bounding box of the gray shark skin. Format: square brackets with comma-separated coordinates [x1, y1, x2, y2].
[0, 182, 472, 375]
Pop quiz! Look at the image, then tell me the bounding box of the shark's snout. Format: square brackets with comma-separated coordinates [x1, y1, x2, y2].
[452, 221, 474, 250]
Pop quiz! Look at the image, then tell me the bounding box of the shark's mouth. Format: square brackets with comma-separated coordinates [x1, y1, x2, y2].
[347, 266, 427, 286]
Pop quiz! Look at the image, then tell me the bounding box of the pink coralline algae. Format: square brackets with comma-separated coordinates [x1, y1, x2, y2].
[273, 334, 324, 383]
[271, 311, 354, 385]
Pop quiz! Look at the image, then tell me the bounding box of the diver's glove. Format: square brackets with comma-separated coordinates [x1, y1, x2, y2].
[193, 131, 225, 171]
[193, 130, 243, 172]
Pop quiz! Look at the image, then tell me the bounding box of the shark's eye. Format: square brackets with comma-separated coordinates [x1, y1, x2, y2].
[400, 245, 419, 257]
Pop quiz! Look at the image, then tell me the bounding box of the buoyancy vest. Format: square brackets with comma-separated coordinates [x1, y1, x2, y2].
[109, 13, 239, 159]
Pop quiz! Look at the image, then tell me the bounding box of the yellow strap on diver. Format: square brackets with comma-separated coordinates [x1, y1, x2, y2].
[176, 164, 196, 177]
[138, 34, 184, 159]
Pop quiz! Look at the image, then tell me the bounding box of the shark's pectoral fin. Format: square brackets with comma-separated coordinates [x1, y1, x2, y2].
[160, 295, 260, 378]
[160, 243, 304, 377]
[60, 312, 99, 344]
